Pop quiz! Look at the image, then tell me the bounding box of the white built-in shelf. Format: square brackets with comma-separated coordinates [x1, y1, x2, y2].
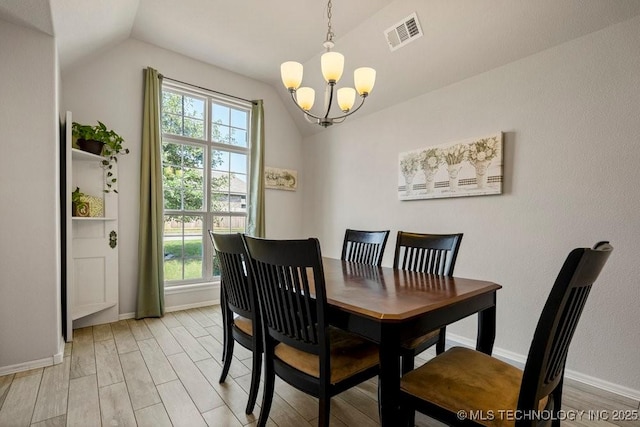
[72, 148, 103, 162]
[64, 112, 120, 339]
[72, 302, 117, 320]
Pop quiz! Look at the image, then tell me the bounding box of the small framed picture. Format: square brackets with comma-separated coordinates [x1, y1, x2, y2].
[265, 167, 297, 191]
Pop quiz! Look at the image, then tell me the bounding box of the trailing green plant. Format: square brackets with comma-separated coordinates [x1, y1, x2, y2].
[72, 121, 130, 193]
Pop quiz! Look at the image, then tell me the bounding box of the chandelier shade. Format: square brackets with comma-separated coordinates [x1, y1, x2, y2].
[296, 87, 315, 111]
[280, 0, 376, 127]
[321, 52, 344, 83]
[354, 67, 376, 96]
[281, 61, 303, 90]
[337, 87, 356, 111]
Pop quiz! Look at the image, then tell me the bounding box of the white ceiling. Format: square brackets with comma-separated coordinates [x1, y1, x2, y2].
[3, 0, 640, 135]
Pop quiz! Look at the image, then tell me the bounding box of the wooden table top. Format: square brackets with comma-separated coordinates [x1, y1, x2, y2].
[321, 257, 502, 321]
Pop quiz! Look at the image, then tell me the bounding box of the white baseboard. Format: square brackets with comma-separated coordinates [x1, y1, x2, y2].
[447, 333, 640, 401]
[0, 336, 66, 376]
[54, 335, 66, 364]
[119, 299, 221, 321]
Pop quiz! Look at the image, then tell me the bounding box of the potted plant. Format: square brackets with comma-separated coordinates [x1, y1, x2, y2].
[72, 121, 130, 193]
[72, 187, 89, 217]
[72, 122, 105, 155]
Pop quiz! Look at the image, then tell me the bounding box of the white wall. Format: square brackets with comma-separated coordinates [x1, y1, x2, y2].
[302, 16, 640, 395]
[0, 20, 62, 369]
[62, 38, 303, 316]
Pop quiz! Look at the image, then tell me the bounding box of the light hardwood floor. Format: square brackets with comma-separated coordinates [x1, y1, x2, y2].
[0, 306, 638, 426]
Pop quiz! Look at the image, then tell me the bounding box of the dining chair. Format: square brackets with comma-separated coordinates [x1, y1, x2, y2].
[341, 228, 390, 266]
[243, 236, 380, 427]
[208, 231, 261, 415]
[393, 231, 464, 373]
[399, 241, 613, 427]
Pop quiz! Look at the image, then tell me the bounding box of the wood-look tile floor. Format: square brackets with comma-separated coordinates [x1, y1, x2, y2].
[0, 305, 638, 426]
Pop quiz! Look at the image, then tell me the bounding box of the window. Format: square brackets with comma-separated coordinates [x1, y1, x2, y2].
[161, 83, 251, 286]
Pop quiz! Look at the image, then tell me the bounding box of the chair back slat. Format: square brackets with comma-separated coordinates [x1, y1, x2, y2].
[209, 232, 254, 320]
[544, 285, 590, 384]
[341, 229, 390, 266]
[244, 236, 327, 355]
[394, 232, 463, 276]
[518, 242, 613, 413]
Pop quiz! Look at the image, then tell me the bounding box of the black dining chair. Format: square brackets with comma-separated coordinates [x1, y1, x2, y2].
[399, 241, 613, 427]
[341, 228, 390, 266]
[208, 231, 261, 415]
[243, 236, 380, 427]
[393, 231, 464, 373]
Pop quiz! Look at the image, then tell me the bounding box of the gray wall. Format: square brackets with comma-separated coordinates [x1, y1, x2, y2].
[0, 20, 62, 368]
[302, 16, 640, 394]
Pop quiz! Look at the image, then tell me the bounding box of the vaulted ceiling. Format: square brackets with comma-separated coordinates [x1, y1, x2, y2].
[3, 0, 640, 135]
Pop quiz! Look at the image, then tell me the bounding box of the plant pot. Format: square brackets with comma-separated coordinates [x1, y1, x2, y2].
[447, 163, 462, 192]
[72, 201, 90, 217]
[77, 139, 105, 156]
[474, 159, 491, 189]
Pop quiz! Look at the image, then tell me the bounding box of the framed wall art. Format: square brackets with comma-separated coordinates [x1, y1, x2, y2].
[265, 166, 297, 191]
[398, 132, 503, 200]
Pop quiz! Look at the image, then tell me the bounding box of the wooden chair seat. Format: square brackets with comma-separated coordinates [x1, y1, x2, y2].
[274, 327, 379, 384]
[401, 329, 439, 351]
[401, 347, 548, 427]
[234, 316, 253, 336]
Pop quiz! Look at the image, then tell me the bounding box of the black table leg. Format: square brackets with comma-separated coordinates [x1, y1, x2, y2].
[476, 302, 496, 355]
[378, 325, 401, 426]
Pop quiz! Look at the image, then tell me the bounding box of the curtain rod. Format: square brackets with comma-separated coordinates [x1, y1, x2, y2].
[159, 75, 257, 105]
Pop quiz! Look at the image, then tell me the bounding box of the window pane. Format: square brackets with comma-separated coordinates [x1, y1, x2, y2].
[163, 215, 203, 282]
[162, 113, 182, 136]
[212, 149, 229, 171]
[182, 145, 204, 168]
[184, 96, 205, 119]
[213, 125, 230, 144]
[183, 118, 204, 139]
[229, 153, 247, 174]
[162, 92, 206, 139]
[183, 216, 203, 280]
[231, 109, 247, 129]
[163, 143, 205, 211]
[230, 128, 247, 147]
[163, 216, 184, 281]
[211, 191, 229, 212]
[162, 142, 182, 165]
[212, 104, 230, 125]
[162, 92, 182, 115]
[230, 173, 247, 213]
[212, 216, 246, 233]
[182, 168, 204, 211]
[162, 166, 182, 210]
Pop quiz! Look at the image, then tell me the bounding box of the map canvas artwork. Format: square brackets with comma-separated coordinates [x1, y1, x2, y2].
[398, 132, 503, 200]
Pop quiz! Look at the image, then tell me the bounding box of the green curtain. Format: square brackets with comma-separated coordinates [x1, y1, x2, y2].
[247, 100, 265, 237]
[136, 67, 165, 319]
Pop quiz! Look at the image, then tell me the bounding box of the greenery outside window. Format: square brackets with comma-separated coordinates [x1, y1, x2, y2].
[161, 83, 251, 286]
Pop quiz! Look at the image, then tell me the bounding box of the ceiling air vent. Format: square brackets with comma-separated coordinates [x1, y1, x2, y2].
[384, 12, 423, 52]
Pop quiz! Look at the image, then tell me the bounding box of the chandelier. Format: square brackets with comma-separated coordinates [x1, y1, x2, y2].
[280, 0, 376, 127]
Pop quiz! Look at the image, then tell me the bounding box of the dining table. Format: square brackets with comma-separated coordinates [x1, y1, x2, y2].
[321, 257, 502, 427]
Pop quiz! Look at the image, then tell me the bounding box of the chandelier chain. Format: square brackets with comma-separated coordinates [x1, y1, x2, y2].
[326, 0, 334, 43]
